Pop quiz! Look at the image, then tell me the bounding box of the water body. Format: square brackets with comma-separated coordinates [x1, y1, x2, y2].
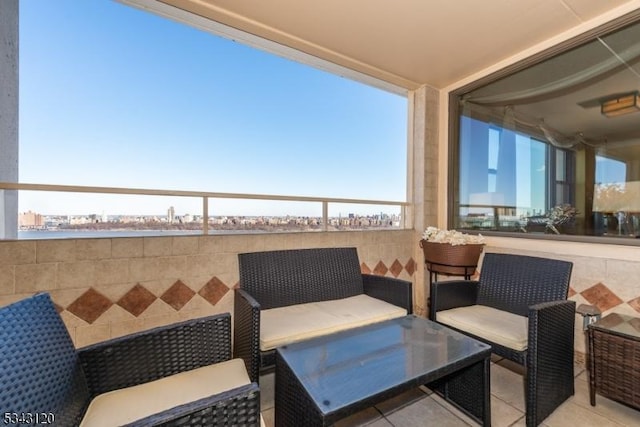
[19, 229, 214, 239]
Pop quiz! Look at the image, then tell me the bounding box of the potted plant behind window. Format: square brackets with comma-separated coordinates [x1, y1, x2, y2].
[419, 226, 485, 280]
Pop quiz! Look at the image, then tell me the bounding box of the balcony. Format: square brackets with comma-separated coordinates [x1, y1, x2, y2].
[3, 1, 640, 424]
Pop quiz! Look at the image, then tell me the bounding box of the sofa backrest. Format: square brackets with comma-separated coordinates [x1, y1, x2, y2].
[477, 253, 573, 317]
[238, 247, 364, 309]
[0, 293, 90, 426]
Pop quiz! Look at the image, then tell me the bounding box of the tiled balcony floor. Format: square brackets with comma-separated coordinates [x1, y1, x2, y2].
[260, 357, 640, 426]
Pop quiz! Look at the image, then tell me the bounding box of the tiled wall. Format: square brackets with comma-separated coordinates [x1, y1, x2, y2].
[3, 230, 637, 365]
[0, 230, 417, 347]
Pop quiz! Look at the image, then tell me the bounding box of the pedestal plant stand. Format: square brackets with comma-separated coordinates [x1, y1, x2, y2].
[419, 240, 484, 285]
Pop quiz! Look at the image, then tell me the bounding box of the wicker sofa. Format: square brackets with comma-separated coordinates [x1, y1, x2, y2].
[233, 247, 413, 381]
[0, 293, 261, 427]
[429, 253, 574, 427]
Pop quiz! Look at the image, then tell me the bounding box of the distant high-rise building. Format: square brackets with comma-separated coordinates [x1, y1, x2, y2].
[19, 211, 44, 228]
[168, 206, 175, 223]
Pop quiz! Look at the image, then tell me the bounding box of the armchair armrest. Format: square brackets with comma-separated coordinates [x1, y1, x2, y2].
[78, 313, 233, 398]
[362, 274, 413, 314]
[233, 288, 261, 383]
[527, 299, 576, 356]
[429, 280, 479, 321]
[128, 383, 261, 427]
[526, 299, 576, 422]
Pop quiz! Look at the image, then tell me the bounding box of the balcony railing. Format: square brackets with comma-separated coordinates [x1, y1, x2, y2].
[0, 182, 411, 237]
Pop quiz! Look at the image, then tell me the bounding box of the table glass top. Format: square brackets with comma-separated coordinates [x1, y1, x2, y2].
[591, 312, 640, 339]
[277, 315, 491, 415]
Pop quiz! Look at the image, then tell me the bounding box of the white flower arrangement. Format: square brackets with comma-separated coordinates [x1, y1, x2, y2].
[421, 226, 485, 246]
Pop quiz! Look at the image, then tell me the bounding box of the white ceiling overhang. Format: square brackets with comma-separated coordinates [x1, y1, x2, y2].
[151, 0, 640, 91]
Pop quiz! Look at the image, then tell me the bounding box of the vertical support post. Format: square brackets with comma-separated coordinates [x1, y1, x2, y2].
[0, 0, 19, 239]
[203, 197, 209, 235]
[401, 204, 412, 229]
[322, 201, 328, 232]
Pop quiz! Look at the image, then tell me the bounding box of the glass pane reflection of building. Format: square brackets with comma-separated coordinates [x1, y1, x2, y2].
[454, 19, 640, 240]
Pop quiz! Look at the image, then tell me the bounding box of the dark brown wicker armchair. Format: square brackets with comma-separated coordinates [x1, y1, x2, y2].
[0, 293, 260, 426]
[429, 253, 574, 427]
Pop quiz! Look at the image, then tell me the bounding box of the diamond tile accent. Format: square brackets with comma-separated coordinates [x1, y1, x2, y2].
[199, 277, 229, 306]
[628, 296, 640, 314]
[568, 287, 576, 298]
[389, 259, 403, 278]
[580, 282, 623, 313]
[373, 261, 388, 276]
[161, 280, 195, 311]
[67, 288, 113, 324]
[118, 284, 157, 317]
[360, 263, 372, 275]
[405, 258, 416, 276]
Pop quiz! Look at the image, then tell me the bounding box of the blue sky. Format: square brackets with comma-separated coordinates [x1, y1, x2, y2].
[18, 0, 407, 216]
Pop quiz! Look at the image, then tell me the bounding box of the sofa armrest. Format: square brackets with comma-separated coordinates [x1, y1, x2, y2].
[78, 313, 232, 398]
[362, 274, 413, 314]
[429, 280, 479, 321]
[233, 288, 261, 383]
[127, 382, 261, 427]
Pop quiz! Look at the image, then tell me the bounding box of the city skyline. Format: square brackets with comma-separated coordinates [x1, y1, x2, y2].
[18, 208, 404, 236]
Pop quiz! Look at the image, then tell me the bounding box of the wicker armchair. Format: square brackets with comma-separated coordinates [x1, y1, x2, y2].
[429, 253, 574, 427]
[0, 293, 260, 427]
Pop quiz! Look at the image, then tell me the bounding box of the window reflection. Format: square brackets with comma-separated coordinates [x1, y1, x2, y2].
[453, 18, 640, 241]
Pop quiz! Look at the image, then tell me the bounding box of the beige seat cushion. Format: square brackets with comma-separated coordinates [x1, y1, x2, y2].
[80, 358, 256, 427]
[260, 294, 407, 351]
[436, 305, 528, 351]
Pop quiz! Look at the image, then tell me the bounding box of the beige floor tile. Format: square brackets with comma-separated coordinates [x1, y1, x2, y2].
[574, 365, 587, 378]
[385, 395, 472, 427]
[261, 407, 274, 427]
[374, 388, 429, 415]
[365, 418, 394, 427]
[570, 375, 640, 426]
[544, 400, 627, 427]
[494, 358, 526, 376]
[509, 418, 526, 427]
[576, 367, 590, 384]
[490, 395, 524, 427]
[428, 391, 482, 424]
[509, 417, 550, 427]
[260, 372, 275, 411]
[490, 362, 526, 412]
[334, 407, 383, 427]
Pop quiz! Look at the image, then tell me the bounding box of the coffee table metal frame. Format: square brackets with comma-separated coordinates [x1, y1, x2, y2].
[275, 315, 491, 426]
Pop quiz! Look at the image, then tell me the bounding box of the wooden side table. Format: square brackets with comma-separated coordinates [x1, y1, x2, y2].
[588, 313, 640, 410]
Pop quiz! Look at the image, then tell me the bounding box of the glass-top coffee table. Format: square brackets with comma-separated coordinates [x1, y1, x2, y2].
[275, 315, 491, 426]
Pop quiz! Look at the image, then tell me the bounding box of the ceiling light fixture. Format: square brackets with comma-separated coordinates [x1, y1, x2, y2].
[601, 92, 640, 117]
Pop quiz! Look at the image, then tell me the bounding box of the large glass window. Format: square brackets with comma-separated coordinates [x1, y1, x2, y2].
[452, 16, 640, 242]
